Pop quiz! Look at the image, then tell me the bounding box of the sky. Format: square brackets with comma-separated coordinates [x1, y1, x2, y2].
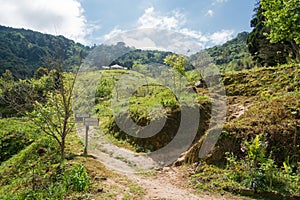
[0, 0, 256, 49]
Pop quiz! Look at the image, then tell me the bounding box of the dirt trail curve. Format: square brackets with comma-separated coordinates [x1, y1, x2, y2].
[77, 126, 245, 200]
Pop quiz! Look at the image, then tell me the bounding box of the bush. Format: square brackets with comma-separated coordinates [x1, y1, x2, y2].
[64, 164, 90, 192]
[225, 134, 300, 196]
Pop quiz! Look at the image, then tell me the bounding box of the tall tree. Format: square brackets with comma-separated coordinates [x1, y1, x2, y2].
[261, 0, 300, 60]
[247, 1, 289, 66]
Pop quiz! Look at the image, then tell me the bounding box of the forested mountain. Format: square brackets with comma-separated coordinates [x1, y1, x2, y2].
[91, 33, 252, 72]
[206, 31, 254, 72]
[0, 25, 90, 78]
[110, 49, 173, 69]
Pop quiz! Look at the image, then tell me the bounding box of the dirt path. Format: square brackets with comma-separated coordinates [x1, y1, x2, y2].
[128, 166, 236, 200]
[77, 126, 245, 200]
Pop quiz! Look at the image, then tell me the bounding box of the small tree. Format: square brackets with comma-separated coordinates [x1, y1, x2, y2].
[132, 63, 151, 95]
[29, 71, 75, 161]
[164, 54, 187, 77]
[164, 54, 187, 95]
[0, 57, 80, 161]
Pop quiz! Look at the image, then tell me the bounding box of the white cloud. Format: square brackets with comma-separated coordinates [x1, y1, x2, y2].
[214, 0, 228, 3]
[104, 29, 203, 55]
[103, 7, 234, 52]
[137, 7, 186, 30]
[136, 7, 234, 46]
[178, 28, 208, 43]
[0, 0, 95, 44]
[206, 10, 214, 17]
[209, 29, 234, 45]
[212, 0, 229, 5]
[103, 28, 124, 41]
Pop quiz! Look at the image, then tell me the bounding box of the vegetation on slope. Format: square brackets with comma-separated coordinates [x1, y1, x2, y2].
[0, 66, 145, 199]
[189, 64, 300, 199]
[208, 64, 300, 164]
[110, 49, 173, 69]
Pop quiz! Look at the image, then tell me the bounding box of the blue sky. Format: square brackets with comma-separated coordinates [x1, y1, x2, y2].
[0, 0, 256, 47]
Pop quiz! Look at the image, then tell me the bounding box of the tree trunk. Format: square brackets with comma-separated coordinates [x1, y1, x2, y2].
[61, 137, 65, 161]
[291, 40, 300, 62]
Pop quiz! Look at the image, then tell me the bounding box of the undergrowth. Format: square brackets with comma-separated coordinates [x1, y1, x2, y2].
[192, 134, 300, 199]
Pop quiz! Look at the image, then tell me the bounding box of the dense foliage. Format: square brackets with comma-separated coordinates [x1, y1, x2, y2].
[0, 25, 89, 78]
[247, 1, 299, 66]
[192, 134, 300, 198]
[0, 69, 58, 116]
[261, 0, 300, 60]
[261, 0, 300, 45]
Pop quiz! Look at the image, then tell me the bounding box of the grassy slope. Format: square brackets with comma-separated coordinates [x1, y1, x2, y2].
[95, 69, 211, 152]
[216, 64, 300, 164]
[95, 65, 299, 198]
[190, 64, 300, 198]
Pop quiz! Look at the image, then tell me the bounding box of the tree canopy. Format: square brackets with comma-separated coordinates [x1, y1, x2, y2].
[164, 54, 187, 77]
[261, 0, 300, 59]
[261, 0, 300, 45]
[247, 1, 292, 66]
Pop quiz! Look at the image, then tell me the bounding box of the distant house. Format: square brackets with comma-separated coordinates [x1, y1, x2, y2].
[101, 64, 128, 70]
[110, 64, 127, 70]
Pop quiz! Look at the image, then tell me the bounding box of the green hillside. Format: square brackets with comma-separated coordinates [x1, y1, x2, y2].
[206, 32, 254, 72]
[0, 25, 90, 78]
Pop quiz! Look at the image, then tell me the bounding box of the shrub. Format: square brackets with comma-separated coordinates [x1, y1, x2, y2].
[64, 164, 90, 192]
[225, 134, 300, 196]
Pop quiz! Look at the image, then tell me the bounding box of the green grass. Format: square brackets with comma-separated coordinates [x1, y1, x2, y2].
[0, 135, 64, 199]
[223, 64, 300, 96]
[0, 118, 38, 163]
[191, 156, 300, 199]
